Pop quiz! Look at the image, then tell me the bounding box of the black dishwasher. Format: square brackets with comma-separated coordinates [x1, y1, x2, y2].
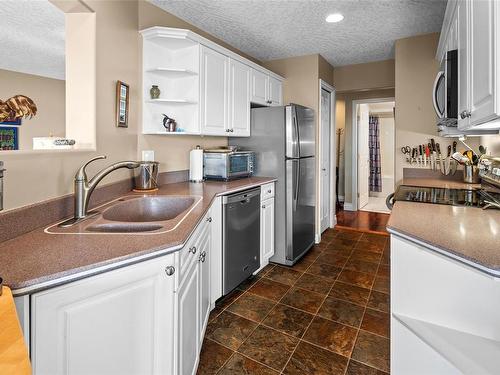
[222, 187, 261, 295]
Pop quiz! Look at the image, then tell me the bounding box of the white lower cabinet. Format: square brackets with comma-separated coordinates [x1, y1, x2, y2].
[31, 252, 177, 375]
[261, 197, 275, 264]
[27, 188, 275, 375]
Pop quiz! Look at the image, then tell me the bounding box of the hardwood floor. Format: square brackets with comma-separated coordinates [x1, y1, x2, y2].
[336, 208, 390, 235]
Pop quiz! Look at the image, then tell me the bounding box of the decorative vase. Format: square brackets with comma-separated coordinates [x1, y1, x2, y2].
[150, 85, 160, 99]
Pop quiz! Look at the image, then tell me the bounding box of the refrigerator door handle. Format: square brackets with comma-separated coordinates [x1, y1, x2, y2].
[293, 159, 300, 211]
[293, 107, 301, 158]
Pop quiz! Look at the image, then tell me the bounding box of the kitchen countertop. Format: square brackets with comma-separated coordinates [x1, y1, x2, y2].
[388, 189, 500, 277]
[401, 177, 482, 190]
[0, 177, 276, 295]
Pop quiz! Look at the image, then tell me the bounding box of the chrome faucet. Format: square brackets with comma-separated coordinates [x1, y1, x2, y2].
[59, 156, 140, 227]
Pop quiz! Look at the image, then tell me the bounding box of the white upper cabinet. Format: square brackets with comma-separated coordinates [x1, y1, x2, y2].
[440, 0, 500, 131]
[468, 0, 497, 127]
[140, 27, 284, 137]
[229, 59, 251, 136]
[251, 69, 269, 105]
[269, 76, 283, 106]
[200, 46, 229, 135]
[251, 69, 283, 106]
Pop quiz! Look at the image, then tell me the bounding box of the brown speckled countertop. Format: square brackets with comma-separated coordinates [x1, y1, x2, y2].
[402, 177, 482, 191]
[0, 177, 275, 295]
[388, 192, 500, 277]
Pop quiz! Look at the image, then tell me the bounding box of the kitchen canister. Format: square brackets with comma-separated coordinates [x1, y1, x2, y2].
[134, 161, 159, 191]
[189, 145, 204, 182]
[150, 85, 160, 99]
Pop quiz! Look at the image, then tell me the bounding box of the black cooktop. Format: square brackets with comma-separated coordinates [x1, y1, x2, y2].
[393, 185, 500, 208]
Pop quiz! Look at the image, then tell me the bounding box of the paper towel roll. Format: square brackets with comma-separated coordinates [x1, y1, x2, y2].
[189, 146, 204, 182]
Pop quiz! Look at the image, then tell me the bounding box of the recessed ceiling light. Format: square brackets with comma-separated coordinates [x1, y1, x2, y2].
[326, 13, 344, 23]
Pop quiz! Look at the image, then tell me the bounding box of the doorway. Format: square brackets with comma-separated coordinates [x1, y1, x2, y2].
[318, 80, 335, 236]
[352, 98, 395, 214]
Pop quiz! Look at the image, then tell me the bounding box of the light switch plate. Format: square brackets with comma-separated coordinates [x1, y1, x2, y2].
[142, 150, 155, 161]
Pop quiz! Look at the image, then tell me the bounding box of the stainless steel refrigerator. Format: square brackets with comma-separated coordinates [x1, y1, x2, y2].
[229, 104, 315, 265]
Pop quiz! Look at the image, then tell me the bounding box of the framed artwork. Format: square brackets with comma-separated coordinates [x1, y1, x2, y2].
[116, 80, 129, 128]
[0, 126, 19, 150]
[0, 118, 21, 126]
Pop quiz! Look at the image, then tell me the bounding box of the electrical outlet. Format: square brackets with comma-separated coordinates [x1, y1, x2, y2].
[142, 150, 155, 161]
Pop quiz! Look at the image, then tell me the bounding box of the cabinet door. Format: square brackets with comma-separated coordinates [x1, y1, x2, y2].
[200, 46, 229, 135]
[261, 197, 275, 262]
[229, 59, 251, 136]
[251, 69, 269, 106]
[178, 259, 200, 375]
[469, 0, 497, 127]
[268, 77, 283, 106]
[457, 0, 470, 130]
[198, 221, 211, 346]
[209, 197, 223, 305]
[31, 254, 176, 375]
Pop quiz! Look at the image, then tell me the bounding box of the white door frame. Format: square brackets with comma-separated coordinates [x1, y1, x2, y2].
[351, 97, 395, 211]
[317, 79, 336, 242]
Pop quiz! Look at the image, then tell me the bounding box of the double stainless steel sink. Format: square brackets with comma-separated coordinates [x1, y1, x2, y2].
[46, 195, 200, 235]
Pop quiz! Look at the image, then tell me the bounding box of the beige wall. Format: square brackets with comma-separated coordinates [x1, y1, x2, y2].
[394, 32, 455, 184]
[318, 55, 334, 87]
[1, 1, 139, 211]
[0, 69, 65, 150]
[333, 59, 395, 93]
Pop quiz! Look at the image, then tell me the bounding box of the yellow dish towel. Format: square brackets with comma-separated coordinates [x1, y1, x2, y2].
[0, 286, 31, 375]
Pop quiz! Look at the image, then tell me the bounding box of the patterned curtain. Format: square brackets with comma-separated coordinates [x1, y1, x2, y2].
[369, 115, 382, 192]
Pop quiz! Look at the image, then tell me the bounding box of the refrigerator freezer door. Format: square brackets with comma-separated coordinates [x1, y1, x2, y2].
[285, 106, 299, 158]
[296, 105, 315, 158]
[285, 157, 316, 261]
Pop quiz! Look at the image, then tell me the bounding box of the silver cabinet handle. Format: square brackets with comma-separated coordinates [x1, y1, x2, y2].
[460, 110, 471, 119]
[165, 266, 175, 276]
[206, 217, 212, 222]
[189, 246, 197, 254]
[198, 250, 207, 263]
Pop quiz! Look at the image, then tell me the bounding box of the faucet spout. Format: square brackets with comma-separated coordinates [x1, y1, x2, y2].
[59, 157, 140, 227]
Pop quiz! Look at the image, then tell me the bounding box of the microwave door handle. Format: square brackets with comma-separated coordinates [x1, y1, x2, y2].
[432, 70, 445, 119]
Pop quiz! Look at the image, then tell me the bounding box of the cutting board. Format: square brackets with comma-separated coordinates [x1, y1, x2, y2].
[0, 286, 31, 375]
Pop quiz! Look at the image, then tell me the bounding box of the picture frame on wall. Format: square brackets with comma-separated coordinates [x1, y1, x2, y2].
[0, 118, 22, 126]
[0, 126, 19, 150]
[116, 80, 129, 128]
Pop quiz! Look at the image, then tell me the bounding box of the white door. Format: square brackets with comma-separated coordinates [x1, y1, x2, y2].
[31, 254, 176, 375]
[229, 59, 251, 136]
[268, 77, 282, 106]
[357, 104, 370, 209]
[250, 69, 269, 106]
[320, 88, 331, 232]
[469, 0, 496, 127]
[457, 0, 470, 130]
[198, 222, 211, 345]
[200, 46, 229, 135]
[178, 259, 200, 375]
[261, 198, 275, 263]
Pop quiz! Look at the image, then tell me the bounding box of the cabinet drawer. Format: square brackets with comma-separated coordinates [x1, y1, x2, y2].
[261, 183, 275, 200]
[178, 214, 210, 285]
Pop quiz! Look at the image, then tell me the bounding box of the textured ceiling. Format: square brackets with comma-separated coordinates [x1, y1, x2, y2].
[0, 0, 65, 80]
[150, 0, 447, 67]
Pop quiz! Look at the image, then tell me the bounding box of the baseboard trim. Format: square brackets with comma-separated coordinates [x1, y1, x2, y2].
[343, 202, 355, 211]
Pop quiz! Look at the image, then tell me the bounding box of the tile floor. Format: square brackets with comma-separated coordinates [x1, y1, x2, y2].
[197, 228, 390, 374]
[336, 209, 390, 234]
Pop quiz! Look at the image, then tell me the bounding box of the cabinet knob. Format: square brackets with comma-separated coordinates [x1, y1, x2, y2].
[207, 217, 212, 222]
[226, 129, 230, 132]
[230, 129, 234, 132]
[199, 250, 207, 263]
[189, 246, 197, 254]
[165, 266, 175, 276]
[267, 189, 272, 193]
[262, 205, 266, 208]
[460, 110, 471, 119]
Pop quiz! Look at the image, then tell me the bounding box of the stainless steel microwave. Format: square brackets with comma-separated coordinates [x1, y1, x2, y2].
[203, 151, 254, 180]
[433, 49, 458, 130]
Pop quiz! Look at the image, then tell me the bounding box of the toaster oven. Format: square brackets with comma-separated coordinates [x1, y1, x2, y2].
[203, 150, 254, 180]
